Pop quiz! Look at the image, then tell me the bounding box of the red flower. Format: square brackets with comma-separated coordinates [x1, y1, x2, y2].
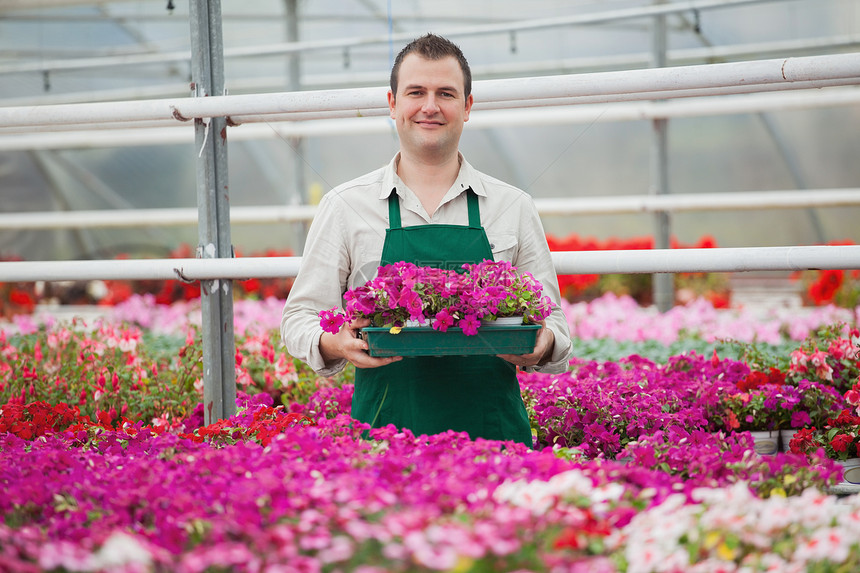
[765, 367, 786, 386]
[8, 288, 35, 311]
[738, 371, 768, 392]
[553, 511, 612, 551]
[789, 427, 817, 454]
[827, 409, 860, 427]
[830, 433, 854, 453]
[808, 269, 843, 305]
[724, 409, 740, 431]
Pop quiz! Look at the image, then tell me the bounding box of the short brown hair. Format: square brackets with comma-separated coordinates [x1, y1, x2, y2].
[389, 34, 472, 100]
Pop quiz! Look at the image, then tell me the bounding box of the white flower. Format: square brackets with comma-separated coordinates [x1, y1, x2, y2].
[90, 532, 152, 570]
[794, 526, 852, 565]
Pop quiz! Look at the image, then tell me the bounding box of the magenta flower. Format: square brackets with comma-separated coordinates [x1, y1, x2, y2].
[397, 288, 424, 321]
[319, 260, 555, 335]
[458, 314, 481, 336]
[791, 410, 812, 428]
[318, 309, 346, 334]
[432, 309, 455, 332]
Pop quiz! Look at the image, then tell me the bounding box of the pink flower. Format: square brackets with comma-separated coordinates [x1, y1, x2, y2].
[790, 410, 811, 428]
[432, 309, 455, 332]
[398, 289, 424, 321]
[845, 386, 860, 407]
[319, 309, 346, 334]
[789, 349, 809, 374]
[828, 338, 859, 361]
[458, 314, 481, 336]
[809, 350, 834, 381]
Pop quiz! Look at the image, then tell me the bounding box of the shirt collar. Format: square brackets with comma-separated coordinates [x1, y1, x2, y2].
[378, 152, 487, 200]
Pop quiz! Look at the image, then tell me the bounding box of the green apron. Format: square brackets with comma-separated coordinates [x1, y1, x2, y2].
[351, 188, 533, 446]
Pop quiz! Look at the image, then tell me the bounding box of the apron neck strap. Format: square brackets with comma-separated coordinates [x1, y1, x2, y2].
[388, 188, 402, 230]
[387, 187, 481, 230]
[465, 187, 481, 229]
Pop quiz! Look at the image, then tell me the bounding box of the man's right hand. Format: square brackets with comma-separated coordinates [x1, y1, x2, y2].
[319, 317, 403, 369]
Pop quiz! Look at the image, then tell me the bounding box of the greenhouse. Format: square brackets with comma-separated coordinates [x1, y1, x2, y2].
[2, 1, 860, 571]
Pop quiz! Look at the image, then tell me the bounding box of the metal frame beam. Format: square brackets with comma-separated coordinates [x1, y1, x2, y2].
[189, 0, 235, 424]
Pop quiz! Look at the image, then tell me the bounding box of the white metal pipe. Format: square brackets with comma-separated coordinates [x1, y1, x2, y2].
[1, 53, 857, 129]
[0, 257, 303, 282]
[223, 78, 860, 127]
[535, 188, 860, 215]
[6, 33, 858, 111]
[1, 77, 855, 139]
[2, 189, 858, 231]
[1, 245, 859, 283]
[470, 55, 860, 104]
[551, 246, 860, 275]
[2, 86, 857, 149]
[0, 0, 770, 75]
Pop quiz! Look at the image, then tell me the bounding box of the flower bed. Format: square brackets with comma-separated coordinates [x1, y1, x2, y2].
[1, 295, 860, 571]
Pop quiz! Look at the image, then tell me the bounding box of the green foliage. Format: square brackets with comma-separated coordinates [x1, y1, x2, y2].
[0, 321, 201, 427]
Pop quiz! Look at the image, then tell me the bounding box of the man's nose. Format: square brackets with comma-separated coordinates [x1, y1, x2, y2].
[421, 94, 440, 114]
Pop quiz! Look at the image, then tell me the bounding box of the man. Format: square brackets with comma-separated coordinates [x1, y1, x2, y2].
[281, 34, 571, 446]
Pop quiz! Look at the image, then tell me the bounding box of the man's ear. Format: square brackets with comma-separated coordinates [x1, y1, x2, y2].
[463, 93, 474, 122]
[388, 91, 396, 119]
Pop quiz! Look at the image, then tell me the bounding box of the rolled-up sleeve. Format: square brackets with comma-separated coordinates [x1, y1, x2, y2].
[281, 194, 350, 377]
[514, 198, 573, 374]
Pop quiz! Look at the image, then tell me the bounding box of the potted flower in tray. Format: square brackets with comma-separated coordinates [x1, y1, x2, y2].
[769, 378, 844, 448]
[788, 383, 860, 485]
[459, 260, 551, 326]
[788, 410, 860, 485]
[716, 367, 786, 454]
[787, 324, 860, 394]
[319, 260, 553, 335]
[718, 368, 845, 455]
[719, 386, 782, 455]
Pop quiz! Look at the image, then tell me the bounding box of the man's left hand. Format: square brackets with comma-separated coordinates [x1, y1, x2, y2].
[498, 319, 554, 369]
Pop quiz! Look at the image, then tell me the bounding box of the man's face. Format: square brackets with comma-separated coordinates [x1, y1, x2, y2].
[388, 53, 473, 159]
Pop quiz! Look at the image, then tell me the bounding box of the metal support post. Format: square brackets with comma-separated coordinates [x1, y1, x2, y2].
[285, 0, 309, 253]
[189, 0, 236, 424]
[651, 0, 674, 312]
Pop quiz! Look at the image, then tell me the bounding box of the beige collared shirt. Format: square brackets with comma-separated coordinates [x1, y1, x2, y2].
[281, 154, 572, 376]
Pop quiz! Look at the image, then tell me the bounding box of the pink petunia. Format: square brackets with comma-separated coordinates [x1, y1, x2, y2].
[432, 309, 455, 332]
[318, 309, 346, 334]
[458, 314, 481, 336]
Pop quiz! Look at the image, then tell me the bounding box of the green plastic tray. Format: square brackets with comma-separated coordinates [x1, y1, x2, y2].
[361, 324, 540, 357]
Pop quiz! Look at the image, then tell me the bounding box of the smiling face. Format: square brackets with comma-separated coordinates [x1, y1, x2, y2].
[388, 53, 474, 162]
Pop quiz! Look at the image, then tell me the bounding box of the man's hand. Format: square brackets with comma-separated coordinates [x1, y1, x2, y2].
[497, 320, 554, 369]
[319, 317, 402, 369]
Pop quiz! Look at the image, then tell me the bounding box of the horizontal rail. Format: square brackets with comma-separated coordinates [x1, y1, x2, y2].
[552, 246, 860, 274]
[537, 188, 860, 215]
[0, 53, 858, 129]
[1, 246, 859, 283]
[3, 85, 859, 145]
[6, 33, 858, 110]
[0, 0, 769, 75]
[2, 189, 858, 231]
[0, 257, 303, 283]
